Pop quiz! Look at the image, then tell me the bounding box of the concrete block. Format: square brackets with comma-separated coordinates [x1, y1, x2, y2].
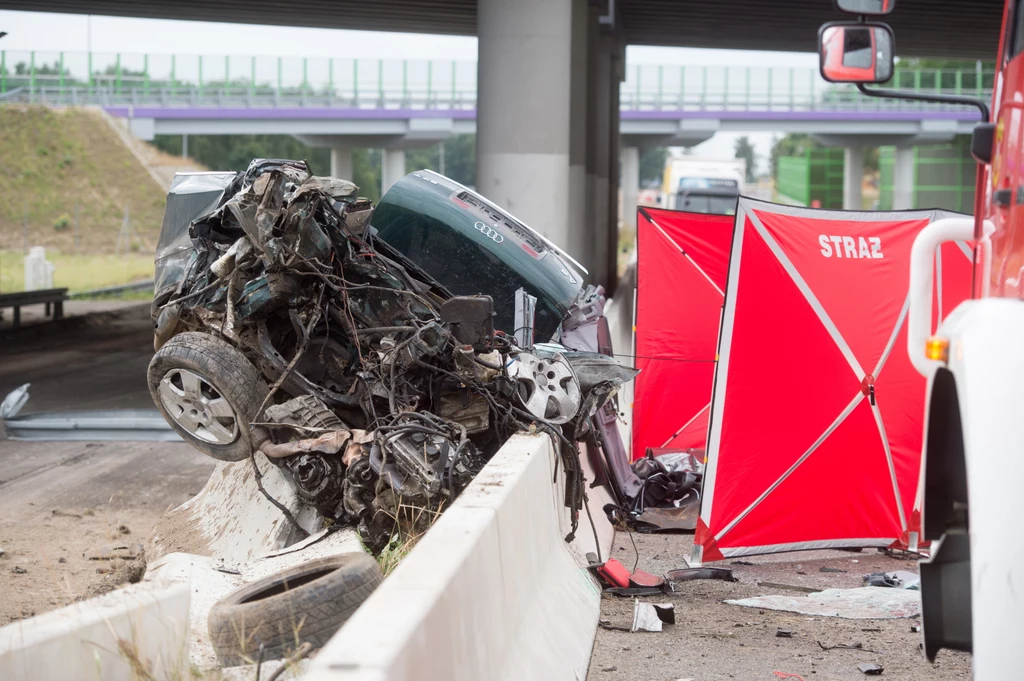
[305, 430, 613, 681]
[0, 581, 189, 681]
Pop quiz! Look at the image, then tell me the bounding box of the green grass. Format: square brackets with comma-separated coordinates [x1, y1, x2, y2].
[0, 107, 166, 254]
[0, 250, 154, 293]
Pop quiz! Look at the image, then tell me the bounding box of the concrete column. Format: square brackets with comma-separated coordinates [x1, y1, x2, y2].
[476, 0, 573, 250]
[381, 148, 406, 195]
[583, 1, 600, 273]
[567, 0, 590, 264]
[606, 44, 624, 294]
[893, 146, 915, 210]
[843, 145, 864, 210]
[330, 147, 353, 179]
[621, 146, 640, 231]
[589, 31, 612, 287]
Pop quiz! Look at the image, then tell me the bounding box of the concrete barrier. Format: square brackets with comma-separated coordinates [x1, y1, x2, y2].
[305, 432, 613, 681]
[0, 581, 190, 681]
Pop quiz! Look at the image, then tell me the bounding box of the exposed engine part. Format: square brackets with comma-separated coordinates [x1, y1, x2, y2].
[371, 430, 452, 499]
[283, 453, 346, 515]
[263, 395, 346, 434]
[438, 391, 491, 435]
[439, 295, 494, 351]
[453, 346, 503, 383]
[508, 351, 582, 424]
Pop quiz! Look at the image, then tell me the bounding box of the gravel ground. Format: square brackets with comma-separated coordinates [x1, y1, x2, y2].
[588, 532, 970, 681]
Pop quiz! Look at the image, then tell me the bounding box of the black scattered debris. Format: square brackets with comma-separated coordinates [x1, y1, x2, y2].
[819, 566, 847, 573]
[863, 570, 919, 590]
[911, 624, 922, 633]
[598, 619, 632, 633]
[603, 586, 670, 598]
[858, 662, 884, 675]
[757, 581, 818, 594]
[57, 557, 66, 564]
[11, 566, 27, 574]
[730, 560, 756, 566]
[606, 448, 704, 532]
[666, 567, 738, 583]
[150, 160, 637, 556]
[861, 628, 883, 633]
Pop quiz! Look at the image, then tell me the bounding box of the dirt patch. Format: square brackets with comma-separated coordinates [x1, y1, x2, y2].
[588, 533, 970, 680]
[0, 439, 215, 626]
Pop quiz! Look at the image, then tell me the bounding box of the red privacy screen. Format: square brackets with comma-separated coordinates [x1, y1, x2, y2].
[633, 207, 733, 459]
[694, 198, 972, 563]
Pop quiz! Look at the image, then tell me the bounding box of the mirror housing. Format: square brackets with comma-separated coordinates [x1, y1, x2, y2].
[835, 0, 895, 15]
[818, 22, 895, 84]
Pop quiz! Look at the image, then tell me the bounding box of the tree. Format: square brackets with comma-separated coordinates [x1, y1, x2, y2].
[405, 135, 476, 188]
[734, 136, 757, 182]
[639, 147, 667, 187]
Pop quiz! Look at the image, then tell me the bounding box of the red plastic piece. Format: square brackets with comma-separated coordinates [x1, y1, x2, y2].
[596, 558, 631, 588]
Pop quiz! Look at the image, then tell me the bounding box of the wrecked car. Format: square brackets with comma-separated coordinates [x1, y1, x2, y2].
[148, 159, 637, 554]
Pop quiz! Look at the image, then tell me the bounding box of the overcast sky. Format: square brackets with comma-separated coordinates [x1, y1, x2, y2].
[0, 10, 821, 172]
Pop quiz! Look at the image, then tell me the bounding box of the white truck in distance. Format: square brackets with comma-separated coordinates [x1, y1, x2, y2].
[659, 156, 746, 215]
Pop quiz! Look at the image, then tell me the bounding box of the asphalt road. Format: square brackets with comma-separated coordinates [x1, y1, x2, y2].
[587, 532, 970, 681]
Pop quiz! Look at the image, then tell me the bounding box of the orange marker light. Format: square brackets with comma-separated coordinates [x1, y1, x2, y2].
[925, 336, 949, 363]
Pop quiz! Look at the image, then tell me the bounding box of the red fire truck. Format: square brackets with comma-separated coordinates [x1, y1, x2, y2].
[819, 0, 1019, 674]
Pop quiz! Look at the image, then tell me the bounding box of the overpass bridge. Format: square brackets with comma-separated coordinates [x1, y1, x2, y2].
[0, 0, 1000, 292]
[1, 47, 992, 281]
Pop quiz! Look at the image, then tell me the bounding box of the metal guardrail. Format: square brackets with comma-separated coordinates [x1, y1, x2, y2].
[0, 50, 995, 114]
[67, 279, 154, 299]
[3, 409, 179, 441]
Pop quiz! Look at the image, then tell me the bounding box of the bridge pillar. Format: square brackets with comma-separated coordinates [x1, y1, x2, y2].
[567, 0, 590, 265]
[892, 146, 915, 210]
[587, 27, 613, 288]
[330, 147, 353, 180]
[621, 146, 639, 232]
[843, 145, 864, 210]
[382, 149, 406, 195]
[476, 0, 572, 251]
[606, 44, 624, 295]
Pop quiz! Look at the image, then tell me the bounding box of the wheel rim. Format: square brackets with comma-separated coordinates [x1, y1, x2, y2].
[158, 368, 239, 445]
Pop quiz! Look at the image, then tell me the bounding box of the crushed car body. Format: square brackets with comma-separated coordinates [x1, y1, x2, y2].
[148, 160, 639, 555]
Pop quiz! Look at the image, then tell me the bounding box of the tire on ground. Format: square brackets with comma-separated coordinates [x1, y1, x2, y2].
[207, 552, 383, 666]
[147, 331, 268, 461]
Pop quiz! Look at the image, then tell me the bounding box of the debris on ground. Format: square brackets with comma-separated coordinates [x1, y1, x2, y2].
[11, 566, 27, 574]
[665, 567, 737, 583]
[776, 629, 794, 638]
[726, 586, 921, 619]
[820, 566, 847, 573]
[605, 448, 703, 531]
[148, 160, 637, 556]
[863, 570, 920, 590]
[756, 581, 819, 594]
[858, 662, 885, 675]
[631, 600, 675, 632]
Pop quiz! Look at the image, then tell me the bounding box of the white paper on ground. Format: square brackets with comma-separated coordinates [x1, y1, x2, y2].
[725, 586, 920, 619]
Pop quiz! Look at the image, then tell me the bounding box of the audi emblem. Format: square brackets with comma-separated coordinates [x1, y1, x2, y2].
[474, 221, 504, 243]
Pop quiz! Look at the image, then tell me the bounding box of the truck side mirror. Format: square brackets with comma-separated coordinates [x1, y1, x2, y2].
[818, 22, 895, 84]
[835, 0, 895, 15]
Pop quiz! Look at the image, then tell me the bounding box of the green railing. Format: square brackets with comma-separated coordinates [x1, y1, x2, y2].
[0, 50, 996, 112]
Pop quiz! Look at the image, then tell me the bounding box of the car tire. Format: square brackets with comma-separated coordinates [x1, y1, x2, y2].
[148, 332, 268, 461]
[207, 552, 383, 666]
